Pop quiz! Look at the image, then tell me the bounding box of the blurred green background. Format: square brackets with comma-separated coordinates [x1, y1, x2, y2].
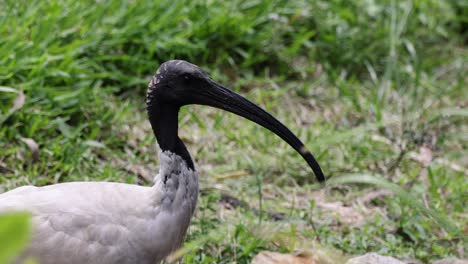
[0, 0, 466, 263]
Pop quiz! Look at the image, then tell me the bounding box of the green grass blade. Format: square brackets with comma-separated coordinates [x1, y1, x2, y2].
[0, 213, 31, 263]
[327, 174, 461, 237]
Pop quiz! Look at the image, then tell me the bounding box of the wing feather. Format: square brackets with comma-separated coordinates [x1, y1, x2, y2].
[0, 182, 155, 264]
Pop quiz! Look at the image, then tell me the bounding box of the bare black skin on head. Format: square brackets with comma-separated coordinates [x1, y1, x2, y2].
[147, 60, 325, 182]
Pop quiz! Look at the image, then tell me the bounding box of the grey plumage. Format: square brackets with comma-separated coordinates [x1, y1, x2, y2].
[1, 151, 197, 264]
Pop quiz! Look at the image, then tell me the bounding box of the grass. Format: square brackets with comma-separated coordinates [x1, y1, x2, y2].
[0, 0, 467, 263]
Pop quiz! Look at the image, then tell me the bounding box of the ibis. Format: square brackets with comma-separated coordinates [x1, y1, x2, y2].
[0, 60, 325, 264]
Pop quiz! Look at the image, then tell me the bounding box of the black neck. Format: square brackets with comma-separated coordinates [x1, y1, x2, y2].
[147, 99, 195, 170]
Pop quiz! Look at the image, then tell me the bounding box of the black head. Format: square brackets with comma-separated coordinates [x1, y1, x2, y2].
[147, 60, 211, 106]
[147, 60, 325, 183]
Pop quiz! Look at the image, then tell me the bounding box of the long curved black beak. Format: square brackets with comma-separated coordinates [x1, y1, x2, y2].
[192, 79, 325, 183]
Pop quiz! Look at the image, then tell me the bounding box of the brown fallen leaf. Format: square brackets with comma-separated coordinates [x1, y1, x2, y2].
[113, 158, 154, 183]
[316, 200, 364, 226]
[0, 89, 26, 126]
[130, 164, 154, 183]
[12, 90, 25, 112]
[214, 170, 249, 180]
[435, 158, 468, 175]
[252, 251, 319, 264]
[410, 146, 433, 167]
[359, 189, 392, 205]
[20, 137, 39, 162]
[409, 145, 434, 184]
[345, 253, 405, 264]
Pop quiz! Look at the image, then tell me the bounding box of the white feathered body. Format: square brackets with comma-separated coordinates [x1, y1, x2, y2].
[0, 151, 198, 264]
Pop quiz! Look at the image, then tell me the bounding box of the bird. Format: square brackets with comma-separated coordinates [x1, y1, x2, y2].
[0, 60, 325, 264]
